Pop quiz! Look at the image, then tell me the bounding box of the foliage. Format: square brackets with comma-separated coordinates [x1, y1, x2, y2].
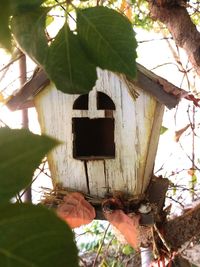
[160, 126, 168, 135]
[0, 127, 78, 267]
[76, 7, 137, 78]
[77, 221, 139, 267]
[0, 128, 58, 203]
[11, 6, 49, 64]
[57, 192, 95, 228]
[105, 209, 140, 250]
[0, 0, 199, 266]
[45, 21, 97, 94]
[0, 1, 139, 266]
[0, 203, 78, 267]
[0, 0, 12, 51]
[0, 0, 137, 94]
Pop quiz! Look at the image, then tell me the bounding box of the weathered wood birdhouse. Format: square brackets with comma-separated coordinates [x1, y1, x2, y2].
[7, 64, 183, 198]
[7, 64, 185, 246]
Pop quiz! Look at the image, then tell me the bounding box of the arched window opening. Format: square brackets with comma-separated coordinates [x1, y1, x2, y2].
[73, 94, 88, 110]
[97, 92, 115, 110]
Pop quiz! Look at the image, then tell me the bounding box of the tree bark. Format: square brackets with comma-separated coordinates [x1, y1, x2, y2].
[147, 0, 200, 76]
[163, 203, 200, 250]
[19, 51, 32, 203]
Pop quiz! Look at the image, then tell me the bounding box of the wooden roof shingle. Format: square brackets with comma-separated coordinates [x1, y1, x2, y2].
[7, 64, 187, 111]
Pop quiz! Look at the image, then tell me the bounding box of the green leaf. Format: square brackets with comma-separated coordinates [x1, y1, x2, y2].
[77, 6, 137, 79]
[0, 1, 39, 52]
[46, 15, 54, 27]
[0, 203, 78, 267]
[190, 174, 197, 187]
[11, 7, 49, 64]
[122, 244, 134, 255]
[160, 126, 168, 135]
[10, 0, 44, 15]
[0, 128, 59, 203]
[172, 185, 177, 195]
[0, 0, 12, 52]
[45, 23, 97, 94]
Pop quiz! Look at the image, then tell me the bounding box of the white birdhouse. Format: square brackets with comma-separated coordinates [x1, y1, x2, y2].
[7, 64, 183, 198]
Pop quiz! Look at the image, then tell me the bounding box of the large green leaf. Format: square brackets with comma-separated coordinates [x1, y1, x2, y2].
[77, 6, 137, 79]
[45, 23, 97, 94]
[11, 7, 49, 64]
[0, 0, 12, 51]
[0, 203, 78, 267]
[0, 128, 58, 203]
[0, 0, 45, 52]
[10, 0, 44, 15]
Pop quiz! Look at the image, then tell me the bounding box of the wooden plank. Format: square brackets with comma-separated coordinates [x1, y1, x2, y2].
[88, 69, 162, 197]
[133, 90, 158, 195]
[86, 161, 108, 197]
[141, 103, 165, 193]
[6, 64, 183, 112]
[88, 88, 105, 118]
[97, 69, 138, 194]
[34, 84, 88, 193]
[7, 70, 49, 111]
[133, 65, 179, 109]
[97, 70, 160, 196]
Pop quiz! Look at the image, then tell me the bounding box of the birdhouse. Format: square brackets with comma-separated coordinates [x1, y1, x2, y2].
[7, 64, 186, 246]
[7, 64, 184, 199]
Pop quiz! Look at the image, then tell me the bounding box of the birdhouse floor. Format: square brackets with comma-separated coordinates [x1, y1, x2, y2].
[41, 176, 169, 222]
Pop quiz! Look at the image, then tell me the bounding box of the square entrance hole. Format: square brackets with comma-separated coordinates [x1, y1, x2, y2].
[72, 118, 115, 160]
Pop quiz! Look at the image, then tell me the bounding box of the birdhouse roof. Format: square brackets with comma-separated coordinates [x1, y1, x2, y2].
[6, 63, 187, 111]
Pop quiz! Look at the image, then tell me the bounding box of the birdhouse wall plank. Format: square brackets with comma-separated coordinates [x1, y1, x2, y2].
[142, 103, 164, 192]
[86, 161, 108, 197]
[34, 69, 164, 198]
[35, 84, 88, 193]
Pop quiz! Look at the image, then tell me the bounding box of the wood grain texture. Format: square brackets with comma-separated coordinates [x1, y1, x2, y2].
[35, 84, 88, 193]
[34, 69, 164, 197]
[7, 63, 182, 111]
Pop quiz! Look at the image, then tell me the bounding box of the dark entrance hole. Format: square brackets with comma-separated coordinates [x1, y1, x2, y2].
[72, 118, 115, 160]
[73, 94, 88, 110]
[97, 92, 115, 110]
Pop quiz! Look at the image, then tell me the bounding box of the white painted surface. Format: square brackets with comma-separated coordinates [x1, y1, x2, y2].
[35, 69, 163, 197]
[140, 247, 152, 267]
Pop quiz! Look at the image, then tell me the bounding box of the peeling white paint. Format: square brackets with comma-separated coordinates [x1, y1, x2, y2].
[35, 69, 164, 197]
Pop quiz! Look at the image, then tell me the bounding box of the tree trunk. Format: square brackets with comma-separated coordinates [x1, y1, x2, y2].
[147, 0, 200, 76]
[163, 203, 200, 250]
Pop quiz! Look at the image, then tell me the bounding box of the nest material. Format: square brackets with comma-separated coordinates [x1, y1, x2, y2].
[41, 178, 175, 261]
[41, 179, 167, 222]
[41, 184, 148, 213]
[41, 185, 103, 210]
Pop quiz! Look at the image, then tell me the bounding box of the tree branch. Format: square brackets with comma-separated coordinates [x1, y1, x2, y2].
[147, 0, 200, 76]
[163, 203, 200, 250]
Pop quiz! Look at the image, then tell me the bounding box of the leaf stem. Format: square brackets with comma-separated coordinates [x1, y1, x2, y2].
[92, 224, 110, 267]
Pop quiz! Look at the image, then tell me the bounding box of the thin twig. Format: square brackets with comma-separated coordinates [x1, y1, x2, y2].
[138, 37, 173, 43]
[153, 224, 171, 253]
[20, 160, 48, 199]
[92, 224, 110, 267]
[150, 62, 180, 71]
[166, 196, 185, 208]
[79, 257, 87, 267]
[0, 119, 9, 127]
[55, 0, 76, 23]
[0, 54, 22, 73]
[16, 193, 23, 203]
[178, 141, 200, 171]
[103, 235, 114, 260]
